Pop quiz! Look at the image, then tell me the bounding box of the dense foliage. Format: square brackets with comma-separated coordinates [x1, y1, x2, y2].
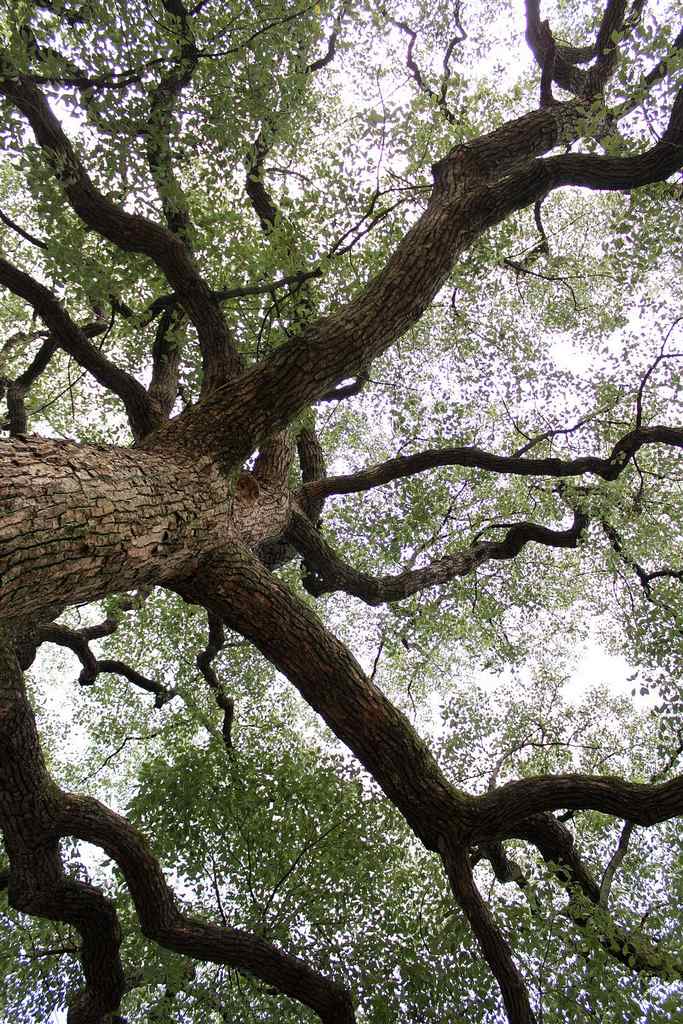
[0, 1, 682, 1022]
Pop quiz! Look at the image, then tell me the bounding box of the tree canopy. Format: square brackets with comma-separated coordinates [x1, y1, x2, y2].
[0, 1, 682, 1022]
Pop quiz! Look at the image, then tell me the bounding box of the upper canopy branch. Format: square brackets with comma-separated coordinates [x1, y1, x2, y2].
[525, 0, 635, 100]
[387, 12, 465, 124]
[152, 82, 683, 467]
[298, 424, 683, 501]
[144, 0, 200, 246]
[0, 68, 243, 393]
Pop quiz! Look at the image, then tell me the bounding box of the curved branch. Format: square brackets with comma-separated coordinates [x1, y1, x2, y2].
[0, 256, 159, 440]
[584, 0, 630, 95]
[0, 626, 126, 1022]
[1, 334, 57, 434]
[525, 1, 590, 96]
[196, 613, 234, 748]
[473, 774, 683, 838]
[0, 69, 242, 393]
[510, 812, 600, 900]
[286, 508, 587, 605]
[0, 625, 355, 1024]
[543, 89, 683, 190]
[525, 0, 632, 99]
[388, 17, 459, 124]
[38, 623, 176, 708]
[57, 791, 355, 1023]
[306, 3, 347, 73]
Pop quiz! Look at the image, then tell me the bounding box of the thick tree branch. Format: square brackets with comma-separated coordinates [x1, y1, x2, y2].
[150, 87, 683, 468]
[584, 0, 630, 95]
[57, 791, 356, 1023]
[441, 840, 536, 1024]
[255, 426, 326, 569]
[525, 1, 591, 96]
[473, 774, 683, 838]
[297, 425, 327, 528]
[0, 625, 126, 1022]
[542, 90, 683, 189]
[176, 547, 470, 853]
[253, 431, 295, 489]
[526, 0, 634, 99]
[177, 549, 683, 1011]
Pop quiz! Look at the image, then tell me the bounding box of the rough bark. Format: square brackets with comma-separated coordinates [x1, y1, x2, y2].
[0, 437, 289, 622]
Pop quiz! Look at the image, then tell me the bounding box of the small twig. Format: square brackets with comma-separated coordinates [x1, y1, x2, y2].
[599, 821, 634, 906]
[78, 734, 158, 786]
[0, 206, 48, 249]
[635, 317, 683, 428]
[369, 637, 385, 682]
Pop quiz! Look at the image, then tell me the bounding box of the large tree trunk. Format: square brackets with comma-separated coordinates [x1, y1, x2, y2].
[0, 437, 289, 621]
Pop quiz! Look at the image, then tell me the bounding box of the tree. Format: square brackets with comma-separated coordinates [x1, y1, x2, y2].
[0, 0, 682, 1020]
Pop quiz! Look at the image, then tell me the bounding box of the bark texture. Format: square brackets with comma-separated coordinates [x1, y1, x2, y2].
[0, 437, 291, 621]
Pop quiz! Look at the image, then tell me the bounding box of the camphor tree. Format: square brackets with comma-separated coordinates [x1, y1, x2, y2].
[0, 0, 683, 1020]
